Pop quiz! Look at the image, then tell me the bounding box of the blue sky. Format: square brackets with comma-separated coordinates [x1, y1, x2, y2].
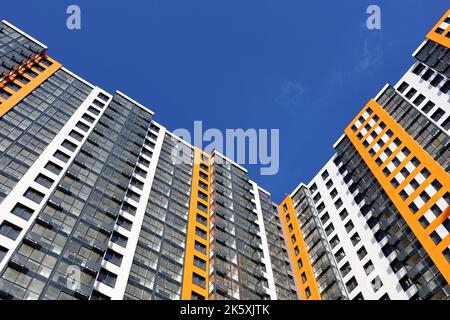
[2, 1, 448, 202]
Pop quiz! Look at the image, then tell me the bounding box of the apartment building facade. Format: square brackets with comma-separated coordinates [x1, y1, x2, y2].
[0, 9, 449, 301]
[0, 20, 297, 300]
[279, 9, 450, 300]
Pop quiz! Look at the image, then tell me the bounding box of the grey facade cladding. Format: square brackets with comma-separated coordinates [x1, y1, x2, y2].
[375, 85, 450, 172]
[0, 70, 93, 204]
[291, 186, 348, 300]
[415, 40, 450, 78]
[124, 133, 194, 300]
[0, 92, 154, 300]
[210, 154, 270, 300]
[0, 22, 45, 79]
[258, 191, 297, 299]
[334, 135, 450, 300]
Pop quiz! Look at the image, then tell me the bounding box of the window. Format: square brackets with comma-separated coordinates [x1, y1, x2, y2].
[344, 221, 354, 232]
[82, 113, 95, 124]
[87, 106, 100, 116]
[301, 272, 307, 283]
[339, 209, 348, 220]
[297, 258, 303, 269]
[291, 235, 297, 244]
[325, 223, 335, 236]
[430, 74, 444, 87]
[442, 117, 450, 131]
[430, 231, 442, 245]
[409, 202, 419, 214]
[421, 101, 435, 114]
[193, 273, 206, 288]
[44, 162, 63, 175]
[117, 216, 132, 231]
[325, 180, 333, 189]
[11, 203, 34, 220]
[431, 179, 442, 192]
[321, 170, 329, 180]
[412, 63, 425, 75]
[294, 246, 300, 256]
[195, 241, 207, 254]
[0, 246, 7, 262]
[340, 262, 351, 277]
[198, 180, 208, 191]
[69, 130, 84, 141]
[443, 248, 450, 264]
[62, 140, 78, 152]
[194, 256, 206, 271]
[196, 214, 207, 226]
[371, 276, 383, 292]
[199, 171, 208, 181]
[305, 287, 311, 298]
[288, 224, 293, 233]
[431, 108, 445, 122]
[0, 221, 22, 240]
[345, 276, 358, 293]
[195, 227, 207, 239]
[330, 235, 340, 248]
[334, 199, 343, 209]
[364, 260, 375, 275]
[54, 150, 70, 163]
[335, 248, 346, 263]
[405, 88, 417, 99]
[440, 80, 449, 94]
[198, 190, 208, 202]
[413, 94, 425, 106]
[350, 233, 361, 246]
[397, 82, 408, 93]
[313, 193, 321, 203]
[104, 249, 123, 266]
[24, 188, 45, 204]
[76, 121, 90, 132]
[34, 174, 54, 189]
[98, 268, 117, 288]
[111, 231, 128, 248]
[197, 202, 207, 213]
[320, 212, 330, 224]
[330, 189, 338, 199]
[421, 69, 434, 81]
[419, 215, 430, 228]
[357, 246, 368, 260]
[310, 183, 318, 194]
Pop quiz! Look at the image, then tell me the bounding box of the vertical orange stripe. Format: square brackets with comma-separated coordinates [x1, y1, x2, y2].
[181, 148, 211, 299]
[279, 196, 321, 300]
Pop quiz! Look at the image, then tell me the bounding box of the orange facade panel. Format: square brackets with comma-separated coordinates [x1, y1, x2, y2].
[345, 99, 450, 284]
[426, 8, 450, 49]
[0, 56, 62, 118]
[181, 149, 211, 300]
[279, 196, 321, 300]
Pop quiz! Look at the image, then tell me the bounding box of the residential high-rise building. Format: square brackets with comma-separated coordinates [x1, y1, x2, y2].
[0, 9, 448, 301]
[279, 9, 450, 300]
[0, 20, 297, 300]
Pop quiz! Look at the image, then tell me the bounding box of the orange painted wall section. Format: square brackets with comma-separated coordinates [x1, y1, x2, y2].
[345, 99, 450, 285]
[279, 196, 321, 300]
[0, 56, 62, 118]
[426, 8, 450, 49]
[181, 149, 211, 300]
